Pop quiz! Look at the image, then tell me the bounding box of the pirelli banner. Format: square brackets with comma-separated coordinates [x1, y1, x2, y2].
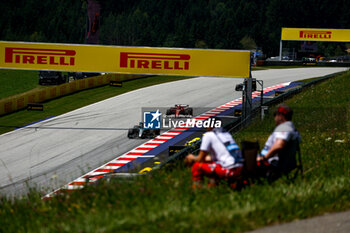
[281, 28, 350, 42]
[0, 41, 251, 78]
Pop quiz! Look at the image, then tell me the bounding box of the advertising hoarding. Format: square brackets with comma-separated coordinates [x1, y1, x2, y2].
[281, 28, 350, 42]
[0, 41, 251, 78]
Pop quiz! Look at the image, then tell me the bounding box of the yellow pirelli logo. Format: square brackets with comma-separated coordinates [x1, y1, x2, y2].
[299, 30, 332, 39]
[120, 52, 190, 70]
[5, 47, 76, 66]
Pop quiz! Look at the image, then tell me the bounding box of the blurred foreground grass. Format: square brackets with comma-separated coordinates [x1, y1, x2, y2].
[0, 71, 350, 233]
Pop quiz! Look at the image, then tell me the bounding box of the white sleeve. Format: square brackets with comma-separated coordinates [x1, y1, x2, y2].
[274, 131, 291, 141]
[200, 133, 211, 152]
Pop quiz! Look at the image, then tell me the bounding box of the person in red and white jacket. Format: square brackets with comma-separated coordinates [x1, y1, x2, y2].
[185, 118, 243, 188]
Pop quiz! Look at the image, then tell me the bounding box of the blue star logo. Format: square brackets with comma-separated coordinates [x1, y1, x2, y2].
[143, 110, 161, 129]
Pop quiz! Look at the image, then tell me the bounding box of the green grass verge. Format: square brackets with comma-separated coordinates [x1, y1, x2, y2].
[0, 69, 45, 99]
[0, 75, 194, 135]
[0, 71, 349, 232]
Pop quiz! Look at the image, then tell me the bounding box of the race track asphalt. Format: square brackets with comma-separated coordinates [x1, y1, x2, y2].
[0, 67, 347, 197]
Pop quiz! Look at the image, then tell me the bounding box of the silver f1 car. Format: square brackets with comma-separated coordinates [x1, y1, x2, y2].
[127, 122, 160, 139]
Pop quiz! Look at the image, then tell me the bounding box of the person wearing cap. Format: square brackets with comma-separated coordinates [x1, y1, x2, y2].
[257, 104, 301, 177]
[185, 117, 243, 188]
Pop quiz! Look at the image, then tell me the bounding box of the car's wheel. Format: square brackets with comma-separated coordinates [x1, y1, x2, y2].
[127, 129, 134, 138]
[155, 129, 160, 135]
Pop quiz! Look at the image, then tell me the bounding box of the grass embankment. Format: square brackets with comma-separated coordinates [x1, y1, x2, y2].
[0, 73, 194, 135]
[0, 70, 43, 99]
[1, 71, 349, 233]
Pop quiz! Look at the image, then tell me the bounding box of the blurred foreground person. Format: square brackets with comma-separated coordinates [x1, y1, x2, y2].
[257, 104, 301, 180]
[185, 118, 243, 189]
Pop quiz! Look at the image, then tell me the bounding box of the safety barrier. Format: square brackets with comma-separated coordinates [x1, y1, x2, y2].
[0, 73, 145, 116]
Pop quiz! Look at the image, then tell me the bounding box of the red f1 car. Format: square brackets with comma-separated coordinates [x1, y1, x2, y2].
[166, 104, 193, 117]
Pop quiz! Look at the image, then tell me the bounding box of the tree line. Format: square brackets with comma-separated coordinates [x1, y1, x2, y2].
[0, 0, 349, 57]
